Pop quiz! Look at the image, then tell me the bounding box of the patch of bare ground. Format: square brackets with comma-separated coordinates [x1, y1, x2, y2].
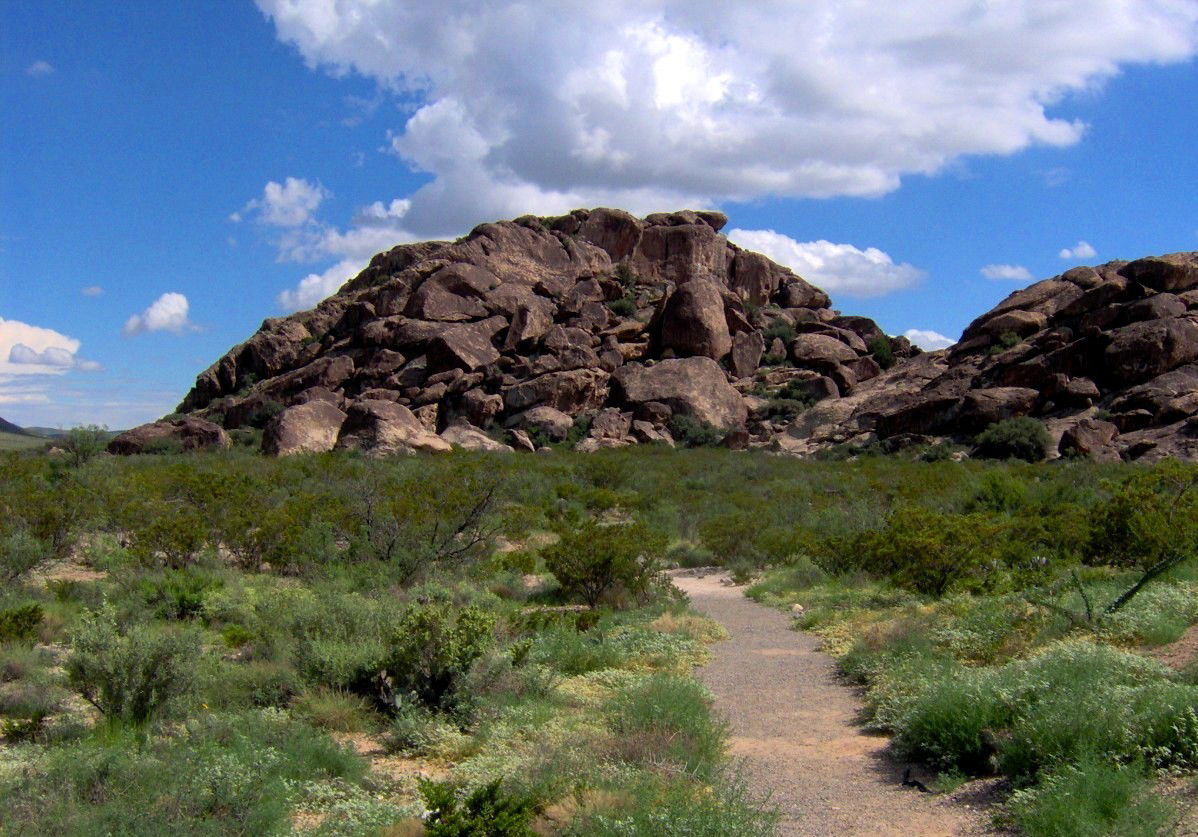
[1149, 623, 1198, 671]
[673, 571, 1004, 837]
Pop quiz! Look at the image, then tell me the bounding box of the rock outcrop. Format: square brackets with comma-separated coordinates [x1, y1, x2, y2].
[778, 253, 1198, 461]
[161, 207, 1198, 462]
[108, 417, 230, 455]
[170, 209, 909, 455]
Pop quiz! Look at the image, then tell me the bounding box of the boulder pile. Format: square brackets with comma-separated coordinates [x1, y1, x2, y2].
[108, 208, 1198, 462]
[120, 209, 909, 455]
[777, 252, 1198, 461]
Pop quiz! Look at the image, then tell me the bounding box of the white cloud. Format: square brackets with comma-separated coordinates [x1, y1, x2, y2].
[727, 229, 924, 298]
[981, 263, 1035, 281]
[237, 177, 328, 227]
[1059, 240, 1097, 259]
[25, 60, 54, 77]
[80, 285, 103, 297]
[122, 292, 193, 336]
[904, 329, 956, 350]
[278, 259, 365, 312]
[257, 0, 1198, 235]
[0, 317, 97, 378]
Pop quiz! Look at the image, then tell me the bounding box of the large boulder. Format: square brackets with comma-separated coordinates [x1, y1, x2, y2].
[508, 405, 574, 441]
[1103, 318, 1198, 385]
[440, 419, 512, 452]
[335, 399, 451, 455]
[657, 280, 733, 359]
[503, 369, 610, 414]
[1119, 253, 1198, 293]
[262, 401, 347, 455]
[612, 357, 747, 429]
[108, 417, 230, 455]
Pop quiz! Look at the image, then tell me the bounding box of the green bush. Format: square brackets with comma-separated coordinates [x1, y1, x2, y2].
[607, 673, 726, 778]
[420, 778, 537, 836]
[544, 520, 667, 608]
[607, 296, 637, 317]
[0, 602, 44, 643]
[668, 415, 727, 448]
[382, 603, 496, 712]
[138, 568, 224, 620]
[762, 317, 797, 344]
[1005, 757, 1171, 837]
[867, 335, 896, 370]
[1, 710, 367, 835]
[974, 417, 1051, 463]
[65, 612, 202, 724]
[572, 773, 778, 837]
[0, 527, 49, 583]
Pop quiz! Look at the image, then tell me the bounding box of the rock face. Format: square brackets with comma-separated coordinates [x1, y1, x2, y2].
[169, 208, 909, 455]
[164, 207, 1198, 462]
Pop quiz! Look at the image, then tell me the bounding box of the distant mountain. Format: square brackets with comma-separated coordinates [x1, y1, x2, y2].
[21, 426, 70, 439]
[0, 416, 31, 436]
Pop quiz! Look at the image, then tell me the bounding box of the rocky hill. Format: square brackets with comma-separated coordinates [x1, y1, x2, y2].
[112, 209, 1198, 461]
[778, 252, 1198, 462]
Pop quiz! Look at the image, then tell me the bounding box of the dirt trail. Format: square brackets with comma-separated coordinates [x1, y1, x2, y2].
[674, 572, 996, 837]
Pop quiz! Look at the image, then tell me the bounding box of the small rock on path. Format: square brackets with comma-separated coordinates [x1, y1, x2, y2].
[674, 572, 998, 837]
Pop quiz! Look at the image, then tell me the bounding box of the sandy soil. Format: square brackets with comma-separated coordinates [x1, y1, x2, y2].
[673, 572, 1001, 837]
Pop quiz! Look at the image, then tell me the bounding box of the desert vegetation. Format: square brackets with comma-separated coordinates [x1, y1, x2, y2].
[4, 443, 1198, 834]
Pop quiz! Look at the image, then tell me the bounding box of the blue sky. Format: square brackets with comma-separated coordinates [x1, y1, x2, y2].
[2, 0, 1197, 429]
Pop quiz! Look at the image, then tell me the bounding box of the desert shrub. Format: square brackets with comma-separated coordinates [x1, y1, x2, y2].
[668, 414, 727, 448]
[202, 659, 300, 709]
[665, 542, 715, 568]
[571, 773, 778, 837]
[881, 638, 1198, 780]
[1082, 465, 1198, 569]
[867, 335, 896, 370]
[61, 425, 109, 467]
[138, 568, 224, 619]
[762, 317, 796, 344]
[0, 526, 49, 583]
[527, 626, 625, 675]
[382, 603, 496, 713]
[420, 778, 538, 836]
[0, 602, 44, 643]
[763, 397, 810, 422]
[974, 417, 1051, 463]
[831, 505, 1007, 596]
[293, 686, 378, 732]
[1, 709, 365, 835]
[607, 296, 636, 317]
[544, 520, 668, 608]
[759, 352, 787, 366]
[607, 673, 726, 778]
[65, 611, 202, 724]
[1005, 757, 1171, 837]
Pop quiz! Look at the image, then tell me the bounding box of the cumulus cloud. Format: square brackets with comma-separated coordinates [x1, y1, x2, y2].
[904, 329, 956, 351]
[0, 317, 97, 376]
[80, 285, 103, 297]
[1059, 240, 1097, 260]
[122, 292, 193, 336]
[257, 0, 1198, 235]
[25, 60, 54, 77]
[728, 229, 924, 298]
[981, 264, 1035, 281]
[236, 177, 328, 227]
[278, 259, 366, 312]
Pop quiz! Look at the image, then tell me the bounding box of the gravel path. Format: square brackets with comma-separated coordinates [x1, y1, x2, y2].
[674, 572, 997, 837]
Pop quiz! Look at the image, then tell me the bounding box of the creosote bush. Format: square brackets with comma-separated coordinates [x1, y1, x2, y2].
[65, 611, 202, 724]
[543, 520, 667, 607]
[974, 417, 1051, 462]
